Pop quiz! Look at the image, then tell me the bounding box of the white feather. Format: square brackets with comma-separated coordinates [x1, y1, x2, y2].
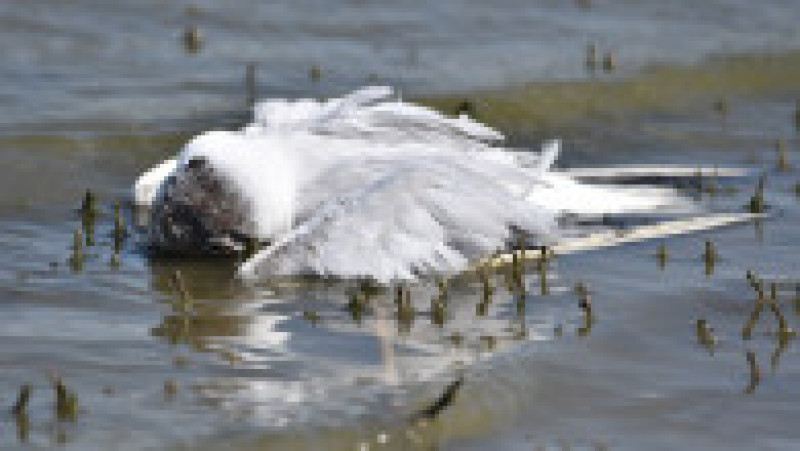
[133, 157, 178, 207]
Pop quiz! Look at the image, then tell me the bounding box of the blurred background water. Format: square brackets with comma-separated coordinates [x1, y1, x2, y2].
[1, 0, 799, 132]
[1, 1, 800, 450]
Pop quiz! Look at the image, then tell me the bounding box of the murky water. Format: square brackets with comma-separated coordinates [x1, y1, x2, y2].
[1, 1, 800, 450]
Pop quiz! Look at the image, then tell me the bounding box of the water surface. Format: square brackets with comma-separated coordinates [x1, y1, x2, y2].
[1, 1, 800, 450]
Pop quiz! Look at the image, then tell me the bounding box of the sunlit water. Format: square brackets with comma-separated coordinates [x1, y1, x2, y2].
[1, 1, 800, 450]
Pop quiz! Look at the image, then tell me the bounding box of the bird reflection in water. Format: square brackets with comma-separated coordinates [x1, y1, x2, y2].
[145, 257, 570, 428]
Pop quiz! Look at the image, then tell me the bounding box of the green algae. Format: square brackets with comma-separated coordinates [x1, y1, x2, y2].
[420, 52, 800, 134]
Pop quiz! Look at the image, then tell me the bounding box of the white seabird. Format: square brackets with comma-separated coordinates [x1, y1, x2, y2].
[134, 86, 685, 282]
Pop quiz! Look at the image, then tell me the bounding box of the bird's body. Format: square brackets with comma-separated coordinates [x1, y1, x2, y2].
[134, 87, 683, 282]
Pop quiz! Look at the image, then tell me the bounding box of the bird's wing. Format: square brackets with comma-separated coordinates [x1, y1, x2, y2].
[239, 148, 555, 283]
[248, 86, 502, 145]
[237, 129, 690, 283]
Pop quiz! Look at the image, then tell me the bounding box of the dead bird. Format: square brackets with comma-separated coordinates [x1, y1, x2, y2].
[133, 87, 688, 282]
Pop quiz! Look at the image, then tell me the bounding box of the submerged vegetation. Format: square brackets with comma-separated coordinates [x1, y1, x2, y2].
[421, 52, 800, 133]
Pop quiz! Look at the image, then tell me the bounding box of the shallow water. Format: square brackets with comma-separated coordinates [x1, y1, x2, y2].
[1, 2, 800, 450]
[2, 0, 800, 132]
